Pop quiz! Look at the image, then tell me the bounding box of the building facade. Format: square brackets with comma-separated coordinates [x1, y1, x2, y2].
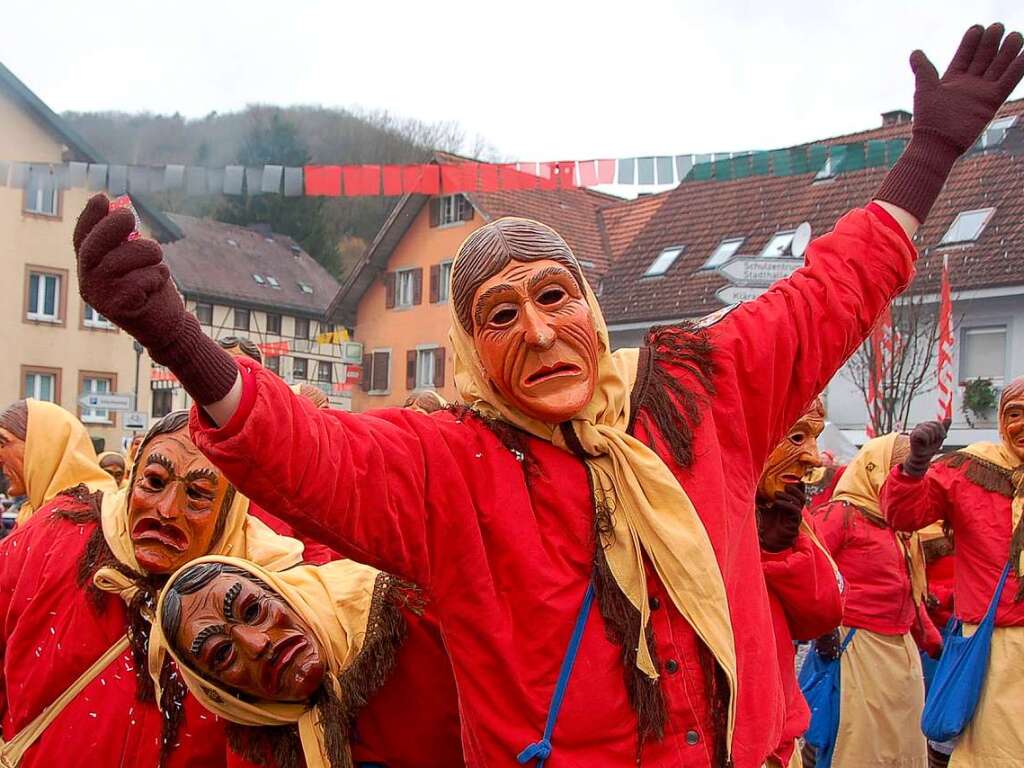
[0, 62, 177, 451]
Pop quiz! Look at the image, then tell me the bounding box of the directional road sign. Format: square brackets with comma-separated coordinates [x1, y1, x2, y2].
[716, 285, 769, 305]
[716, 257, 803, 286]
[78, 393, 134, 411]
[123, 411, 148, 430]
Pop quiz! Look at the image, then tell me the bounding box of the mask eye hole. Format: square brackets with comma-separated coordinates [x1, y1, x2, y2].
[536, 287, 566, 306]
[489, 307, 518, 327]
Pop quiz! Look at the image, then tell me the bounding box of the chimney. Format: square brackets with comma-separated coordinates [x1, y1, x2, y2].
[881, 109, 912, 127]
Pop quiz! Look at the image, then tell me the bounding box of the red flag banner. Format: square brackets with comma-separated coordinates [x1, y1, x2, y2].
[936, 255, 954, 421]
[304, 165, 342, 196]
[441, 163, 478, 194]
[478, 163, 499, 192]
[343, 165, 381, 196]
[382, 165, 403, 196]
[501, 164, 535, 190]
[597, 159, 616, 184]
[259, 341, 291, 358]
[402, 165, 440, 194]
[578, 160, 599, 187]
[151, 367, 179, 383]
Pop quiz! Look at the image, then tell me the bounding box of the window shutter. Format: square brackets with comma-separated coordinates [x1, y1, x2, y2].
[433, 347, 446, 388]
[429, 198, 441, 228]
[413, 268, 423, 305]
[460, 196, 475, 222]
[372, 351, 390, 392]
[361, 354, 372, 392]
[406, 350, 417, 390]
[429, 264, 440, 304]
[384, 272, 396, 309]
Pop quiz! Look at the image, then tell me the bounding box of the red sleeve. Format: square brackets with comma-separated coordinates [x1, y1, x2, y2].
[881, 463, 953, 533]
[911, 602, 943, 657]
[707, 207, 916, 471]
[810, 501, 850, 560]
[762, 528, 844, 641]
[190, 358, 469, 586]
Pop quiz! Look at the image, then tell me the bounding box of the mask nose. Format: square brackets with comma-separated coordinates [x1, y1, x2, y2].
[232, 625, 271, 659]
[522, 303, 556, 350]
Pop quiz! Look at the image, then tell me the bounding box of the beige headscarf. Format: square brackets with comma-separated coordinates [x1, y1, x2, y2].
[17, 399, 117, 525]
[448, 218, 737, 740]
[150, 556, 383, 768]
[93, 417, 303, 606]
[832, 433, 928, 603]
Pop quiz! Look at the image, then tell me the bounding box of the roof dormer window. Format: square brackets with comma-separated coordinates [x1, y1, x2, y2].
[643, 246, 685, 277]
[977, 116, 1017, 149]
[702, 237, 745, 269]
[940, 208, 995, 245]
[252, 274, 265, 285]
[298, 282, 314, 295]
[266, 276, 281, 289]
[761, 231, 796, 258]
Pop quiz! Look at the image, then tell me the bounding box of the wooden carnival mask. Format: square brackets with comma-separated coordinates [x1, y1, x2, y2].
[758, 398, 826, 500]
[171, 566, 325, 702]
[455, 220, 600, 424]
[1000, 377, 1024, 463]
[128, 428, 232, 574]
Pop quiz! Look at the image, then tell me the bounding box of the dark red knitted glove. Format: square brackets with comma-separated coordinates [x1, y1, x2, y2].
[757, 482, 806, 553]
[877, 24, 1024, 223]
[74, 194, 239, 405]
[903, 419, 950, 478]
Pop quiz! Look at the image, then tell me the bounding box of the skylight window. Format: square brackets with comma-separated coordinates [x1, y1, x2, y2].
[643, 246, 685, 277]
[266, 276, 280, 288]
[940, 208, 995, 245]
[252, 274, 265, 285]
[298, 282, 314, 294]
[703, 237, 745, 269]
[978, 116, 1017, 149]
[814, 156, 835, 181]
[761, 231, 796, 258]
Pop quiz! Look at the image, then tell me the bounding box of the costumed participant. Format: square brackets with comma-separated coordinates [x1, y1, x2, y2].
[756, 398, 844, 768]
[882, 376, 1024, 767]
[150, 555, 463, 768]
[0, 411, 303, 767]
[0, 399, 116, 525]
[99, 450, 129, 487]
[217, 336, 334, 564]
[808, 434, 940, 768]
[72, 26, 1024, 767]
[402, 390, 448, 414]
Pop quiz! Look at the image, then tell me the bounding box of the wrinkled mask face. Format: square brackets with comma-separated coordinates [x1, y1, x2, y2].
[0, 428, 26, 498]
[128, 430, 230, 574]
[100, 455, 126, 486]
[758, 410, 826, 499]
[1001, 394, 1024, 463]
[176, 572, 325, 702]
[471, 259, 600, 423]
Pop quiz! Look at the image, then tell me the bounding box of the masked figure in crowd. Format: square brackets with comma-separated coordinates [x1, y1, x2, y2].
[882, 376, 1024, 767]
[809, 434, 941, 767]
[150, 555, 462, 768]
[71, 26, 1024, 768]
[0, 411, 304, 767]
[99, 450, 128, 487]
[756, 398, 844, 767]
[0, 399, 117, 526]
[402, 391, 448, 415]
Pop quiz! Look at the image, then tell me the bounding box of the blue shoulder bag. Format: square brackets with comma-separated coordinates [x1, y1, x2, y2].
[799, 628, 857, 768]
[920, 561, 1011, 742]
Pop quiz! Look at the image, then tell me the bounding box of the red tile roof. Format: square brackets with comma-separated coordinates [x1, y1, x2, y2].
[599, 101, 1024, 325]
[162, 214, 339, 316]
[598, 193, 668, 268]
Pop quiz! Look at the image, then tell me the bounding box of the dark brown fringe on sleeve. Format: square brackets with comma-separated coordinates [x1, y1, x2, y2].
[226, 574, 421, 768]
[445, 404, 539, 482]
[628, 323, 715, 470]
[940, 452, 1017, 499]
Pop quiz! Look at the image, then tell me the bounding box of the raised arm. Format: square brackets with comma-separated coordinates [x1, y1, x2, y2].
[709, 24, 1024, 465]
[881, 420, 955, 533]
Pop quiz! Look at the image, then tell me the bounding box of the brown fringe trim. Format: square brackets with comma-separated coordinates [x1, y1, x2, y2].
[158, 656, 189, 767]
[698, 638, 731, 768]
[590, 484, 666, 752]
[922, 536, 954, 564]
[225, 574, 420, 768]
[628, 322, 715, 470]
[940, 452, 1017, 499]
[445, 404, 539, 481]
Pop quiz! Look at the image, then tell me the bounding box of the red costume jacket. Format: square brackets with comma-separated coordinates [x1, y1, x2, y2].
[761, 525, 844, 765]
[883, 461, 1024, 627]
[812, 500, 940, 654]
[0, 493, 238, 768]
[191, 206, 915, 768]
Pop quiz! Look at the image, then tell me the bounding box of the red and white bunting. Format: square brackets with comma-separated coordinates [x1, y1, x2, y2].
[936, 255, 954, 421]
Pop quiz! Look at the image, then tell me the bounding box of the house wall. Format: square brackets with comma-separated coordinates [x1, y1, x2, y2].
[351, 201, 481, 411]
[0, 87, 153, 452]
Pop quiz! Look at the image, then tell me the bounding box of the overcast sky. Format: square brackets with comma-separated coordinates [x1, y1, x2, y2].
[6, 1, 1024, 162]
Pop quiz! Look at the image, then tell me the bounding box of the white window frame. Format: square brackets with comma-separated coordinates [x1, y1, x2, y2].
[643, 246, 684, 277]
[252, 274, 265, 285]
[317, 360, 333, 384]
[81, 376, 114, 424]
[940, 208, 995, 245]
[438, 195, 465, 227]
[395, 269, 416, 308]
[959, 324, 1008, 385]
[761, 231, 796, 258]
[702, 237, 745, 270]
[266, 276, 281, 289]
[438, 261, 453, 303]
[298, 282, 314, 295]
[415, 346, 440, 390]
[291, 357, 309, 381]
[83, 303, 115, 329]
[978, 115, 1017, 148]
[369, 349, 392, 396]
[25, 184, 59, 217]
[24, 372, 56, 403]
[27, 271, 61, 322]
[194, 303, 213, 325]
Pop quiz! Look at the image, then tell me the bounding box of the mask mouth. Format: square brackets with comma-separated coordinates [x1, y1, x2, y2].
[780, 472, 805, 486]
[131, 516, 189, 552]
[265, 634, 309, 693]
[523, 362, 581, 388]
